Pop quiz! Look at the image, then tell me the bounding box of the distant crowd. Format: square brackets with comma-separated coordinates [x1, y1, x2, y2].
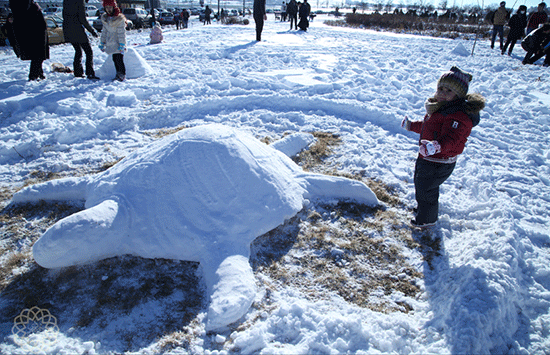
[489, 1, 549, 66]
[2, 0, 549, 81]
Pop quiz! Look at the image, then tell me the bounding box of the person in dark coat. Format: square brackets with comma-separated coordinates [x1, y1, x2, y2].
[204, 5, 212, 25]
[253, 0, 266, 41]
[287, 0, 298, 30]
[522, 23, 550, 66]
[1, 13, 21, 57]
[298, 0, 311, 31]
[502, 5, 527, 55]
[526, 2, 548, 35]
[63, 0, 99, 79]
[9, 0, 49, 81]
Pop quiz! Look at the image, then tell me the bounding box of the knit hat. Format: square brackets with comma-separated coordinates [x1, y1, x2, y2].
[103, 0, 121, 16]
[103, 0, 117, 8]
[437, 66, 472, 98]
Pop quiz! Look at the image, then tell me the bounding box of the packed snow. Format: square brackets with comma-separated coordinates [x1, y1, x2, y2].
[1, 13, 550, 354]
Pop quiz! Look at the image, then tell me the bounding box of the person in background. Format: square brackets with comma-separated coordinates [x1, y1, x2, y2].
[401, 67, 486, 228]
[174, 10, 181, 30]
[491, 1, 509, 50]
[181, 9, 189, 28]
[281, 1, 287, 21]
[9, 0, 49, 81]
[502, 5, 528, 55]
[253, 0, 266, 41]
[63, 0, 100, 80]
[298, 0, 311, 31]
[204, 5, 212, 25]
[526, 2, 548, 35]
[1, 13, 20, 57]
[149, 21, 163, 44]
[521, 23, 550, 65]
[287, 0, 298, 30]
[99, 0, 127, 81]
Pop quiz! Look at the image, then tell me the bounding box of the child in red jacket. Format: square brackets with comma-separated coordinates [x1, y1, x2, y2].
[402, 66, 486, 228]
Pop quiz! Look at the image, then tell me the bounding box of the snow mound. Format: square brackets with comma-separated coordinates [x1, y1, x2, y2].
[451, 42, 470, 57]
[96, 47, 154, 80]
[270, 132, 316, 157]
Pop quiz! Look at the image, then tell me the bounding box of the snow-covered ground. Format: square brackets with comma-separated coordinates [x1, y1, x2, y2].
[1, 14, 550, 354]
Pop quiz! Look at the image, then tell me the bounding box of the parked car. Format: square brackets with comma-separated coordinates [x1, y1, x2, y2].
[43, 7, 63, 17]
[158, 11, 174, 25]
[122, 8, 149, 28]
[45, 16, 64, 44]
[85, 5, 98, 17]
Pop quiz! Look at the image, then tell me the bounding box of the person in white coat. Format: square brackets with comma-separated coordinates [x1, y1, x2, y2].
[99, 0, 127, 81]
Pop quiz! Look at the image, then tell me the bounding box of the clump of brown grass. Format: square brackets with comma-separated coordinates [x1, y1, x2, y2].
[293, 131, 341, 170]
[251, 202, 423, 314]
[142, 125, 188, 139]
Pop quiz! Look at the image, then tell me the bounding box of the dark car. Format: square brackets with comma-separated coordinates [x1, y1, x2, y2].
[122, 8, 149, 28]
[158, 11, 174, 25]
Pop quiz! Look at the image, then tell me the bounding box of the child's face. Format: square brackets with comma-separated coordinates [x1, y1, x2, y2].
[105, 5, 114, 14]
[435, 86, 457, 102]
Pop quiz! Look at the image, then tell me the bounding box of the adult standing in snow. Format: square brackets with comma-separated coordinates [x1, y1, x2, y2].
[63, 0, 100, 80]
[99, 0, 127, 81]
[287, 0, 298, 30]
[526, 2, 548, 35]
[1, 13, 20, 57]
[8, 0, 49, 81]
[204, 5, 212, 25]
[174, 10, 181, 30]
[253, 0, 266, 41]
[502, 5, 528, 55]
[298, 0, 311, 31]
[281, 1, 287, 21]
[491, 1, 509, 50]
[182, 9, 189, 28]
[401, 67, 486, 228]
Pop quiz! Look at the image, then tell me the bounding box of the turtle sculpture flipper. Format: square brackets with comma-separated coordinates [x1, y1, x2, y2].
[12, 124, 378, 331]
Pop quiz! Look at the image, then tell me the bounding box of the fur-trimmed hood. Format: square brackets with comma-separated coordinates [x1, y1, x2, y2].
[426, 93, 486, 127]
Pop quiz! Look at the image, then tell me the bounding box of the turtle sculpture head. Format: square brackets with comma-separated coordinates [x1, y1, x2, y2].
[12, 124, 378, 331]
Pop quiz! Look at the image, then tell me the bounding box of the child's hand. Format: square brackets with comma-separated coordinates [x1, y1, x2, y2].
[401, 116, 411, 131]
[118, 43, 126, 53]
[419, 140, 441, 157]
[98, 43, 105, 52]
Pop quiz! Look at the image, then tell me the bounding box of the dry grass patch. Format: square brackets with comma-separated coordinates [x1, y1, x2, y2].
[142, 125, 188, 139]
[251, 202, 423, 314]
[293, 131, 341, 170]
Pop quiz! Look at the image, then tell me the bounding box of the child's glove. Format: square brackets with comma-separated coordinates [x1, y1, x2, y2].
[118, 43, 126, 53]
[91, 30, 99, 38]
[419, 140, 441, 157]
[401, 116, 412, 131]
[98, 42, 105, 52]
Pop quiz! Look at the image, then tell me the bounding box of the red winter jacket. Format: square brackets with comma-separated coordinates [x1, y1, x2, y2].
[410, 99, 479, 163]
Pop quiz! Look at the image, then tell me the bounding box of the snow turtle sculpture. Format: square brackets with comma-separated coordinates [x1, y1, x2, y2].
[12, 124, 378, 330]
